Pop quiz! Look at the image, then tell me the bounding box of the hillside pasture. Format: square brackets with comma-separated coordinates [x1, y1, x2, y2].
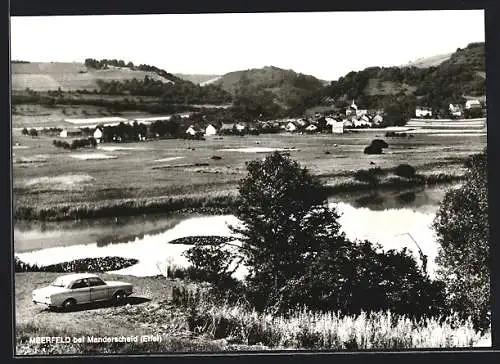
[12, 62, 173, 92]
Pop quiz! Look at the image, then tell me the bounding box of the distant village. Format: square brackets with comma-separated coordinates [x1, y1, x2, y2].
[25, 97, 487, 145]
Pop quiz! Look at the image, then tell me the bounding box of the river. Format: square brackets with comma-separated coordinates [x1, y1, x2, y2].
[14, 184, 459, 280]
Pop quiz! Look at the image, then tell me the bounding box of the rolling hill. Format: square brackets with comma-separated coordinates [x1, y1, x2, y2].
[11, 62, 174, 92]
[305, 42, 485, 118]
[211, 66, 327, 110]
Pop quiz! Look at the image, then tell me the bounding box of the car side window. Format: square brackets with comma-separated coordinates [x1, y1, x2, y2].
[71, 279, 89, 289]
[88, 277, 106, 287]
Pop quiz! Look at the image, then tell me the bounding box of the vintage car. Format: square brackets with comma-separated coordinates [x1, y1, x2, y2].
[32, 273, 133, 310]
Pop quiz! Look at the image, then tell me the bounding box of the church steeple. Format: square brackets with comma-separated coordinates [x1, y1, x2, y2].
[351, 100, 358, 110]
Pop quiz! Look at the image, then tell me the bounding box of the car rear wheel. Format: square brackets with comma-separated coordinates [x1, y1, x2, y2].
[112, 291, 127, 306]
[62, 298, 77, 311]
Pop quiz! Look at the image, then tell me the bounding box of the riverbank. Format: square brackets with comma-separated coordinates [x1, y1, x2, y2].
[14, 170, 465, 222]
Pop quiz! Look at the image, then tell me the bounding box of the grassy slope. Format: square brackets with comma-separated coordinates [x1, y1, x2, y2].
[12, 62, 173, 92]
[174, 73, 221, 85]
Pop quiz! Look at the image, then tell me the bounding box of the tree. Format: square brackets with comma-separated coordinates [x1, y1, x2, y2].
[433, 149, 489, 331]
[230, 152, 347, 311]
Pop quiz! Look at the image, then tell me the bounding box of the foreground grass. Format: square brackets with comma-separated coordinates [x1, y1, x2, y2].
[180, 299, 490, 350]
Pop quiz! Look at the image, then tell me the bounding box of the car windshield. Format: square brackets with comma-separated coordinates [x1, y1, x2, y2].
[51, 277, 68, 287]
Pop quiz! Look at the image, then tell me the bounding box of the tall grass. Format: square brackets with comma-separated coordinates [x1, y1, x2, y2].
[175, 290, 489, 350]
[14, 171, 465, 221]
[15, 191, 240, 221]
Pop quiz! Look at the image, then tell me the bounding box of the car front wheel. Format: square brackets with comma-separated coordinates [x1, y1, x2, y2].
[112, 291, 127, 306]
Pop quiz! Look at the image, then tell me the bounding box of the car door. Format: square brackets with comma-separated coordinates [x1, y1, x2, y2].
[69, 279, 91, 304]
[88, 277, 109, 302]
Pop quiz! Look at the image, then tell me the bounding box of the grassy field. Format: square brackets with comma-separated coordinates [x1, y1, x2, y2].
[15, 272, 490, 355]
[12, 123, 486, 220]
[11, 62, 172, 91]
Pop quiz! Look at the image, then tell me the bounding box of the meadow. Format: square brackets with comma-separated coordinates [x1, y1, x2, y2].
[12, 118, 486, 220]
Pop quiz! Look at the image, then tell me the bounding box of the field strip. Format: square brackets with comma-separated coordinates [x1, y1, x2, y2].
[69, 153, 118, 160]
[218, 147, 299, 153]
[153, 156, 185, 163]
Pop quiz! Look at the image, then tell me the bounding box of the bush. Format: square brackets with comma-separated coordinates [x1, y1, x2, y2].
[21, 128, 29, 135]
[394, 164, 416, 179]
[28, 128, 38, 137]
[364, 144, 383, 155]
[364, 139, 388, 155]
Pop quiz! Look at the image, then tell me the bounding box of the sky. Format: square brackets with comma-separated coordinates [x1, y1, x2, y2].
[10, 10, 485, 81]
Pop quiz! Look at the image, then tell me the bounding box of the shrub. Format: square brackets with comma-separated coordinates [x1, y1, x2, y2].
[394, 164, 416, 179]
[21, 128, 29, 135]
[364, 139, 388, 155]
[364, 144, 383, 155]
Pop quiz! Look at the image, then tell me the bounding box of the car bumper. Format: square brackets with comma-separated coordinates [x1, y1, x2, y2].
[33, 300, 55, 308]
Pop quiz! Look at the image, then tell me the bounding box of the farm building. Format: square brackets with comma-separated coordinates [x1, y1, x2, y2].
[285, 122, 298, 132]
[465, 99, 482, 109]
[93, 128, 103, 143]
[415, 106, 432, 118]
[205, 124, 217, 136]
[331, 121, 344, 134]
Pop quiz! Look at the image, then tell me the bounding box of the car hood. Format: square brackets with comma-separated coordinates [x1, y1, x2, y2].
[33, 285, 69, 296]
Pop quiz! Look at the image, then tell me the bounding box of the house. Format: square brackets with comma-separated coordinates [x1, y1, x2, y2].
[186, 125, 199, 136]
[353, 119, 371, 128]
[235, 123, 246, 132]
[285, 121, 298, 132]
[465, 99, 482, 109]
[342, 119, 354, 128]
[59, 129, 68, 138]
[415, 106, 432, 118]
[219, 122, 234, 134]
[205, 124, 217, 136]
[356, 109, 368, 118]
[331, 120, 344, 134]
[93, 127, 103, 143]
[449, 104, 463, 117]
[372, 114, 383, 125]
[305, 124, 318, 133]
[297, 119, 308, 127]
[360, 114, 371, 123]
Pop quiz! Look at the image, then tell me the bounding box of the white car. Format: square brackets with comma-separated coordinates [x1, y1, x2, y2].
[32, 273, 133, 310]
